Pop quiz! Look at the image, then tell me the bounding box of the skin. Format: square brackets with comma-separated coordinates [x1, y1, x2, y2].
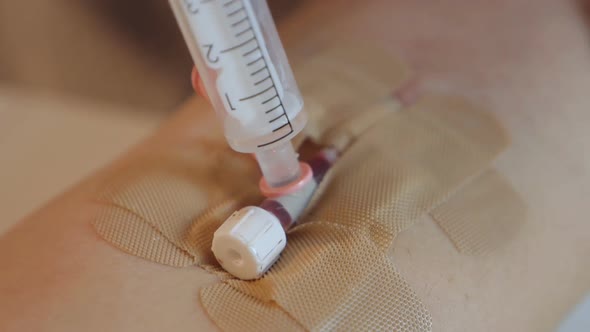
[1, 0, 589, 331]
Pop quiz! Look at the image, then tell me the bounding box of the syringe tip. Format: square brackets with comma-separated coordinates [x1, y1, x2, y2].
[255, 142, 301, 188]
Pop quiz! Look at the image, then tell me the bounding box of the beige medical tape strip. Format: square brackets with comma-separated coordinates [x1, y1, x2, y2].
[95, 141, 262, 269]
[209, 223, 432, 331]
[294, 45, 411, 142]
[430, 169, 526, 255]
[91, 44, 521, 331]
[94, 206, 195, 266]
[198, 95, 508, 331]
[200, 285, 305, 332]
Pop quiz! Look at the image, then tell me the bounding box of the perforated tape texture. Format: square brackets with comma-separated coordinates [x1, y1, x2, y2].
[93, 45, 523, 331]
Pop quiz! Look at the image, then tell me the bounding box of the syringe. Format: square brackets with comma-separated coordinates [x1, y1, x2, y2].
[169, 0, 310, 279]
[169, 0, 306, 189]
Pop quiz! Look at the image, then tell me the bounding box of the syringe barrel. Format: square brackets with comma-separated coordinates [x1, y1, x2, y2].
[169, 0, 306, 153]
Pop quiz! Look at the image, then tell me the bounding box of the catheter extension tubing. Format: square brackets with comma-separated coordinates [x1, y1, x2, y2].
[261, 148, 339, 228]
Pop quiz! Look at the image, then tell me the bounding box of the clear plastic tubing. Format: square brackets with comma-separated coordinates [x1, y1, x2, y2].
[169, 0, 307, 188]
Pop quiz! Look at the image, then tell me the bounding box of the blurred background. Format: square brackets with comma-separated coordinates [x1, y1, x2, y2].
[0, 1, 191, 111]
[0, 0, 299, 110]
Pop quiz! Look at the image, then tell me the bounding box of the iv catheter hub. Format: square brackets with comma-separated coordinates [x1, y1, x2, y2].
[212, 206, 287, 280]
